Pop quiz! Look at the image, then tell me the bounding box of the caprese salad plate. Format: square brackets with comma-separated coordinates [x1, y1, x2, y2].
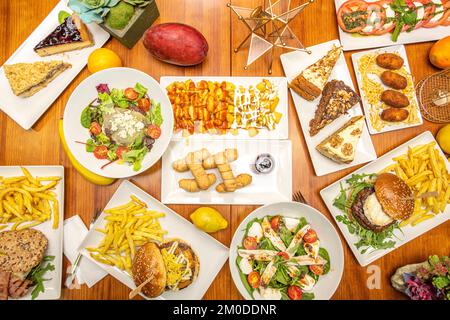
[336, 0, 450, 51]
[229, 202, 344, 300]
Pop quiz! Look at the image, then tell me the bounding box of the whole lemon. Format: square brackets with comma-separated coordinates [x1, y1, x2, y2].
[437, 124, 450, 154]
[88, 48, 122, 74]
[190, 207, 228, 233]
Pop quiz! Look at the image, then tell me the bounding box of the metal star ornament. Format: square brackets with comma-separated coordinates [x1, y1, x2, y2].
[228, 0, 314, 74]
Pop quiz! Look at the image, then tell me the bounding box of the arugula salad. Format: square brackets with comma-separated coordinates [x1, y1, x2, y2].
[236, 215, 331, 300]
[79, 82, 163, 171]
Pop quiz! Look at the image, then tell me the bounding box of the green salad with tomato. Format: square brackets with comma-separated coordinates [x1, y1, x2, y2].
[79, 83, 163, 171]
[236, 215, 331, 300]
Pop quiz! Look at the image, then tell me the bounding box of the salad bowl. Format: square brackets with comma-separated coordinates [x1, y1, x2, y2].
[229, 202, 344, 300]
[63, 67, 173, 178]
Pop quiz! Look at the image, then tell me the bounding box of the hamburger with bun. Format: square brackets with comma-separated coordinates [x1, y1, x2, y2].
[132, 239, 199, 298]
[334, 172, 414, 252]
[351, 173, 414, 233]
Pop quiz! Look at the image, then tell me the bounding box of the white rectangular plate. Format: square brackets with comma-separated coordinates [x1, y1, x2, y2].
[351, 45, 423, 134]
[0, 166, 64, 300]
[161, 140, 292, 205]
[335, 0, 450, 51]
[0, 0, 110, 130]
[320, 131, 450, 266]
[78, 180, 229, 300]
[280, 39, 377, 177]
[160, 76, 289, 140]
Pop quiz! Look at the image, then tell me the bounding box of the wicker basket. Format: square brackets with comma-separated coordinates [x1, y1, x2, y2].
[416, 69, 450, 123]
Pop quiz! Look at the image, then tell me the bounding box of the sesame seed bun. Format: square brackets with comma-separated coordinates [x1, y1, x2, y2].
[132, 242, 166, 298]
[375, 173, 414, 221]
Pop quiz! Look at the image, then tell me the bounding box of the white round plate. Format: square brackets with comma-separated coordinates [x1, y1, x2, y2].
[63, 67, 173, 178]
[229, 201, 344, 300]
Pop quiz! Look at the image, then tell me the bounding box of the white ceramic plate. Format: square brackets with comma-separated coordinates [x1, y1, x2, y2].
[320, 131, 450, 266]
[161, 140, 292, 205]
[78, 180, 229, 300]
[63, 67, 174, 179]
[335, 0, 450, 51]
[352, 45, 423, 135]
[280, 39, 377, 177]
[160, 76, 289, 140]
[0, 166, 64, 300]
[0, 0, 110, 130]
[229, 202, 344, 300]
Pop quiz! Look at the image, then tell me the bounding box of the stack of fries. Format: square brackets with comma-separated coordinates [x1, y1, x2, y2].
[87, 195, 167, 275]
[0, 167, 60, 231]
[379, 142, 450, 226]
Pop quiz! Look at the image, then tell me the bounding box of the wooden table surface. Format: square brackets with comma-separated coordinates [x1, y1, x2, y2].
[0, 0, 448, 300]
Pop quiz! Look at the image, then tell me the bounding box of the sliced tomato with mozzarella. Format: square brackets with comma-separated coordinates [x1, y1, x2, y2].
[424, 0, 450, 27]
[442, 0, 450, 25]
[373, 0, 397, 34]
[359, 3, 387, 35]
[337, 0, 369, 33]
[410, 0, 436, 29]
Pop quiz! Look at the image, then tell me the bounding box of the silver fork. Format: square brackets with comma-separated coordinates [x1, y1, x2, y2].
[65, 209, 102, 288]
[292, 190, 307, 204]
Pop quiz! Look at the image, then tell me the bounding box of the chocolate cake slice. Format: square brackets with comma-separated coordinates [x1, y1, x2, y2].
[34, 14, 94, 57]
[309, 80, 360, 136]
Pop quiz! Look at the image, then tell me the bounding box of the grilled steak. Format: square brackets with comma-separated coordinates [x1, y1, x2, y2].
[0, 271, 10, 300]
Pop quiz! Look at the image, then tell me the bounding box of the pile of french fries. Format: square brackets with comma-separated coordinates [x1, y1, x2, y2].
[87, 195, 167, 275]
[379, 142, 450, 227]
[0, 167, 60, 231]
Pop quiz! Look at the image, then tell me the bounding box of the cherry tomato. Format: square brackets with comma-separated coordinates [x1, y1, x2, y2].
[243, 236, 258, 250]
[277, 252, 289, 260]
[146, 124, 161, 139]
[337, 0, 369, 33]
[247, 271, 261, 289]
[287, 285, 303, 300]
[93, 145, 108, 159]
[124, 88, 139, 100]
[270, 216, 281, 231]
[303, 229, 318, 243]
[89, 122, 102, 135]
[137, 98, 151, 112]
[115, 146, 129, 160]
[309, 265, 324, 276]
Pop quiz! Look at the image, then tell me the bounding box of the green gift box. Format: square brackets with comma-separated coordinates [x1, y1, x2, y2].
[99, 0, 159, 48]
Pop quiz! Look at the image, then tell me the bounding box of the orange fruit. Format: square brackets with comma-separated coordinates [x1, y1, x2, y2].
[88, 48, 122, 73]
[429, 36, 450, 69]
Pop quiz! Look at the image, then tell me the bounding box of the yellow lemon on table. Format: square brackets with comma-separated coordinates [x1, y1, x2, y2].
[88, 48, 122, 73]
[437, 124, 450, 154]
[190, 207, 228, 233]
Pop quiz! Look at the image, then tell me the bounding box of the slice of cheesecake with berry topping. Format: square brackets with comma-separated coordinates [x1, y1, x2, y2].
[34, 14, 94, 57]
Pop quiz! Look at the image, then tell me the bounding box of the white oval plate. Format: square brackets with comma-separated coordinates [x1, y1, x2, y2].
[63, 67, 173, 178]
[229, 201, 344, 300]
